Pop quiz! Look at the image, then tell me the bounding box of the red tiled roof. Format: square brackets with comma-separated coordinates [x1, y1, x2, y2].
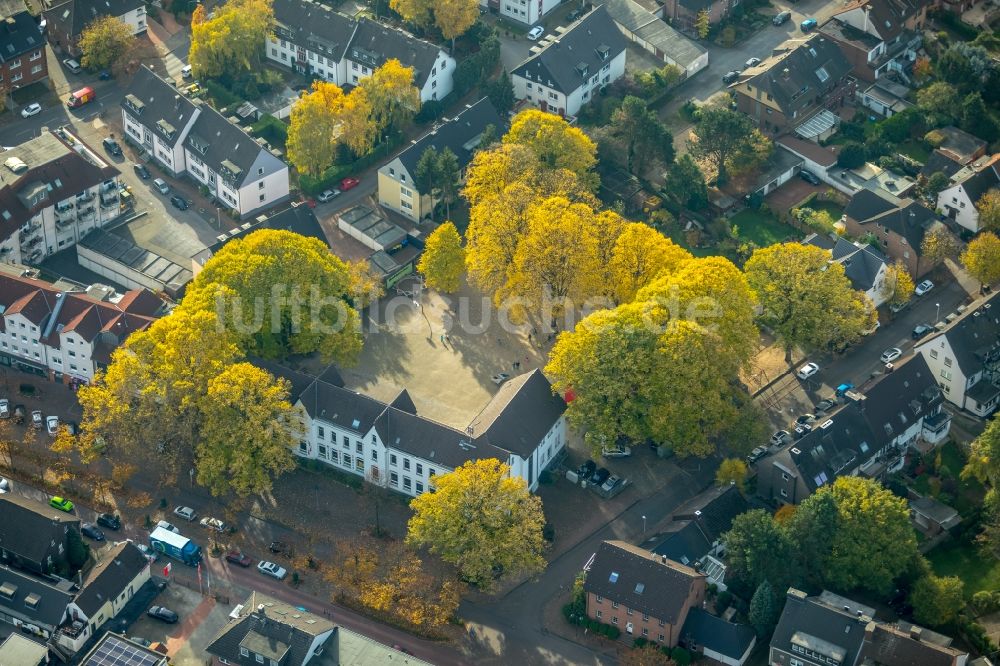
[5, 289, 54, 325]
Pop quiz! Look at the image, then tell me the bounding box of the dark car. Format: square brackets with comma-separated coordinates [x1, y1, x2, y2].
[795, 413, 816, 426]
[80, 523, 105, 541]
[269, 540, 289, 554]
[746, 446, 768, 464]
[102, 137, 122, 156]
[576, 459, 596, 481]
[170, 195, 189, 210]
[133, 163, 151, 180]
[912, 324, 934, 339]
[770, 429, 790, 445]
[815, 398, 837, 413]
[96, 513, 121, 530]
[793, 423, 813, 439]
[567, 6, 586, 21]
[98, 70, 112, 80]
[799, 169, 821, 185]
[591, 468, 611, 486]
[226, 550, 253, 567]
[130, 637, 152, 648]
[147, 606, 179, 623]
[13, 404, 25, 424]
[722, 70, 740, 84]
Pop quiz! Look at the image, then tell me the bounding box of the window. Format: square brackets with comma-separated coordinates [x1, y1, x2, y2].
[404, 459, 411, 470]
[657, 620, 665, 627]
[642, 613, 648, 621]
[343, 454, 352, 466]
[416, 463, 423, 475]
[596, 610, 603, 618]
[596, 596, 603, 603]
[259, 181, 265, 189]
[944, 357, 952, 367]
[318, 445, 327, 458]
[30, 51, 40, 61]
[429, 468, 436, 478]
[658, 634, 665, 642]
[256, 654, 264, 663]
[403, 477, 412, 490]
[330, 451, 339, 463]
[240, 647, 249, 657]
[30, 65, 42, 74]
[781, 472, 789, 481]
[626, 607, 633, 616]
[612, 601, 619, 609]
[400, 186, 413, 198]
[8, 59, 19, 68]
[318, 426, 325, 440]
[259, 193, 266, 202]
[416, 482, 424, 493]
[390, 454, 398, 465]
[781, 489, 789, 497]
[355, 441, 362, 453]
[272, 48, 277, 56]
[371, 450, 377, 461]
[642, 628, 649, 637]
[930, 349, 938, 359]
[612, 617, 618, 625]
[11, 73, 22, 82]
[356, 459, 364, 472]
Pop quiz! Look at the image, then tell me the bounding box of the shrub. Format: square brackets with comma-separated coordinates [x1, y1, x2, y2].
[251, 113, 288, 149]
[972, 590, 1000, 615]
[671, 647, 693, 666]
[204, 79, 240, 108]
[717, 590, 734, 612]
[838, 142, 867, 169]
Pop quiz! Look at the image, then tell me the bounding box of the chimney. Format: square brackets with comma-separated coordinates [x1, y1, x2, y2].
[864, 620, 876, 642]
[910, 626, 922, 641]
[661, 555, 666, 564]
[783, 68, 790, 80]
[5, 16, 15, 31]
[174, 95, 181, 108]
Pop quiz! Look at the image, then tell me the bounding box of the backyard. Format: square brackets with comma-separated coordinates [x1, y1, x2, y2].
[730, 209, 800, 247]
[928, 538, 1000, 599]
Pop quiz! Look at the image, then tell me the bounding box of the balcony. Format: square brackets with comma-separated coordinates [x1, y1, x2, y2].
[75, 192, 94, 204]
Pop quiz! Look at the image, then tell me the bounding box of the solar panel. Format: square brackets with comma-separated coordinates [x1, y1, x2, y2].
[84, 635, 162, 666]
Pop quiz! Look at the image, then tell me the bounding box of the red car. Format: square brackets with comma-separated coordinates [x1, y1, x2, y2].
[225, 551, 252, 567]
[340, 177, 360, 191]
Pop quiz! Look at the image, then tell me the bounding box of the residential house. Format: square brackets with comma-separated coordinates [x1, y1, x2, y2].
[495, 0, 560, 27]
[0, 494, 81, 575]
[680, 608, 756, 666]
[289, 365, 567, 496]
[933, 126, 987, 165]
[921, 149, 966, 181]
[0, 265, 164, 384]
[602, 0, 708, 76]
[80, 634, 168, 666]
[936, 155, 1000, 233]
[915, 294, 1000, 416]
[757, 355, 951, 504]
[732, 35, 854, 136]
[777, 135, 841, 184]
[745, 147, 804, 197]
[121, 66, 290, 219]
[819, 0, 927, 83]
[378, 97, 501, 222]
[0, 633, 50, 665]
[0, 565, 75, 641]
[910, 495, 961, 535]
[268, 0, 455, 102]
[205, 591, 336, 665]
[0, 129, 124, 266]
[44, 0, 146, 56]
[584, 540, 706, 646]
[858, 79, 913, 117]
[0, 10, 47, 98]
[860, 621, 969, 666]
[660, 0, 737, 31]
[511, 6, 627, 119]
[828, 237, 890, 307]
[842, 188, 941, 278]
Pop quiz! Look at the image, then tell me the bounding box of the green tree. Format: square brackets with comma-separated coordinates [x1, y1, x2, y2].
[66, 528, 89, 569]
[744, 243, 876, 363]
[961, 231, 1000, 290]
[837, 142, 867, 169]
[784, 490, 838, 586]
[406, 459, 546, 589]
[665, 154, 708, 210]
[960, 93, 999, 143]
[78, 16, 136, 72]
[976, 189, 1000, 233]
[436, 147, 461, 219]
[486, 71, 516, 115]
[749, 580, 780, 638]
[722, 509, 797, 591]
[925, 172, 952, 198]
[610, 96, 675, 175]
[963, 414, 1000, 511]
[188, 0, 274, 79]
[695, 8, 710, 39]
[418, 222, 465, 292]
[916, 81, 958, 127]
[911, 575, 965, 626]
[882, 261, 915, 309]
[690, 106, 756, 185]
[715, 458, 748, 492]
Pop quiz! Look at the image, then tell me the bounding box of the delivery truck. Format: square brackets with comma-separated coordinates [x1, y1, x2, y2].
[67, 86, 95, 109]
[149, 526, 202, 565]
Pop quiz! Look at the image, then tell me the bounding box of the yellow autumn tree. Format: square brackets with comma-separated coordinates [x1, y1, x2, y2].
[188, 0, 274, 79]
[716, 458, 748, 492]
[78, 16, 136, 72]
[390, 0, 477, 48]
[406, 459, 547, 589]
[358, 59, 421, 135]
[286, 81, 347, 177]
[503, 109, 599, 190]
[961, 231, 1000, 290]
[607, 223, 693, 304]
[418, 222, 465, 292]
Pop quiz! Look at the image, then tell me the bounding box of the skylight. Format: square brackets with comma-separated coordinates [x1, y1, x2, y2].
[609, 572, 619, 583]
[815, 67, 830, 83]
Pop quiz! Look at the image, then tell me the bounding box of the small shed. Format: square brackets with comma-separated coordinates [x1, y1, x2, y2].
[910, 496, 960, 535]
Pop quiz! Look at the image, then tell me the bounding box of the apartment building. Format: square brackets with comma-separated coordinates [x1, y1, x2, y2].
[0, 10, 47, 97]
[44, 0, 146, 56]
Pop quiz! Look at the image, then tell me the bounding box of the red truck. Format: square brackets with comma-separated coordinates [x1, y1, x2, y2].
[67, 86, 95, 109]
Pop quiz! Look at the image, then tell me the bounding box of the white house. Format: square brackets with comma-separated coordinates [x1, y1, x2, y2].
[512, 6, 627, 118]
[936, 157, 1000, 233]
[268, 0, 456, 102]
[121, 66, 291, 219]
[496, 0, 561, 26]
[273, 362, 567, 496]
[0, 130, 124, 266]
[830, 237, 889, 307]
[915, 295, 1000, 417]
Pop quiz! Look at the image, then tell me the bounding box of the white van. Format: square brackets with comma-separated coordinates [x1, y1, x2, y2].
[181, 64, 193, 79]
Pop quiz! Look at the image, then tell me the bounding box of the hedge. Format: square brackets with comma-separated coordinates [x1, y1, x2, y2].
[299, 133, 405, 195]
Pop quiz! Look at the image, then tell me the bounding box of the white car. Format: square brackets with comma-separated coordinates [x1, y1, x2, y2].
[601, 475, 620, 492]
[527, 25, 544, 40]
[317, 189, 341, 203]
[153, 178, 170, 195]
[173, 506, 197, 521]
[46, 415, 59, 436]
[880, 347, 902, 364]
[745, 57, 761, 68]
[62, 58, 81, 74]
[199, 516, 227, 532]
[796, 362, 819, 380]
[21, 103, 41, 118]
[181, 64, 193, 79]
[156, 520, 179, 534]
[0, 477, 9, 493]
[257, 560, 287, 580]
[915, 279, 934, 296]
[136, 543, 158, 562]
[491, 373, 510, 385]
[0, 399, 9, 419]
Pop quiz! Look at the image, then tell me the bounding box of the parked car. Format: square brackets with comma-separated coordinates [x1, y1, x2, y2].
[601, 445, 631, 458]
[20, 103, 42, 118]
[746, 446, 769, 464]
[46, 415, 59, 436]
[133, 163, 151, 180]
[173, 506, 197, 521]
[0, 399, 9, 419]
[576, 459, 596, 481]
[880, 347, 902, 363]
[170, 195, 189, 210]
[136, 544, 158, 562]
[62, 58, 82, 73]
[340, 177, 360, 191]
[591, 468, 611, 486]
[96, 513, 121, 530]
[835, 383, 855, 397]
[31, 410, 43, 429]
[795, 413, 816, 426]
[801, 18, 817, 31]
[793, 423, 813, 439]
[722, 70, 740, 84]
[98, 70, 111, 80]
[156, 520, 179, 534]
[199, 516, 227, 532]
[130, 636, 152, 648]
[773, 10, 791, 25]
[912, 324, 935, 339]
[102, 137, 122, 156]
[81, 523, 105, 541]
[0, 477, 10, 493]
[181, 64, 193, 79]
[153, 178, 170, 195]
[796, 362, 819, 380]
[257, 561, 287, 580]
[490, 373, 510, 385]
[799, 169, 821, 185]
[770, 430, 790, 445]
[226, 551, 253, 567]
[147, 606, 179, 623]
[527, 25, 544, 40]
[815, 398, 837, 413]
[317, 189, 341, 203]
[745, 57, 761, 68]
[567, 7, 585, 21]
[269, 541, 289, 554]
[915, 279, 934, 296]
[64, 421, 78, 435]
[601, 474, 620, 492]
[50, 496, 74, 512]
[13, 405, 25, 424]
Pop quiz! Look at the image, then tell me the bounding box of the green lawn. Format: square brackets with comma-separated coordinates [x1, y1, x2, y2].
[928, 538, 1000, 598]
[730, 209, 799, 246]
[811, 200, 844, 221]
[897, 140, 932, 164]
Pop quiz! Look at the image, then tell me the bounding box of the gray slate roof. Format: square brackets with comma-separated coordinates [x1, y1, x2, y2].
[770, 589, 869, 666]
[0, 565, 74, 629]
[584, 541, 705, 623]
[920, 149, 965, 179]
[670, 485, 750, 544]
[184, 103, 274, 188]
[468, 369, 567, 458]
[831, 238, 886, 292]
[744, 35, 852, 117]
[601, 0, 705, 70]
[395, 97, 502, 177]
[0, 10, 43, 62]
[919, 292, 1000, 376]
[373, 407, 511, 469]
[0, 494, 80, 567]
[845, 188, 937, 252]
[299, 378, 389, 435]
[956, 164, 1000, 204]
[346, 17, 441, 89]
[788, 402, 878, 492]
[272, 0, 356, 62]
[512, 5, 627, 96]
[121, 66, 199, 149]
[856, 354, 941, 450]
[681, 608, 756, 660]
[44, 0, 143, 39]
[74, 541, 150, 615]
[649, 521, 711, 566]
[860, 622, 967, 666]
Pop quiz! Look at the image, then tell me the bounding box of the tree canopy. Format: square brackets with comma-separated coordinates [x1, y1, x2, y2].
[883, 261, 915, 309]
[690, 106, 756, 185]
[79, 17, 136, 72]
[610, 96, 675, 175]
[503, 109, 599, 190]
[418, 222, 466, 292]
[977, 190, 1000, 233]
[911, 574, 965, 626]
[962, 231, 1000, 289]
[189, 0, 274, 79]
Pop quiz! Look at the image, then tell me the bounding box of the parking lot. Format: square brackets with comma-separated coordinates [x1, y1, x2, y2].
[126, 582, 232, 666]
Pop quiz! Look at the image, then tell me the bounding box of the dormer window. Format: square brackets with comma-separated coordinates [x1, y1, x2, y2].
[596, 44, 610, 60]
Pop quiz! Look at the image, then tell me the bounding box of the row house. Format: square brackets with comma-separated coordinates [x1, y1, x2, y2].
[915, 294, 1000, 417]
[0, 10, 47, 98]
[44, 0, 146, 57]
[819, 0, 927, 83]
[757, 355, 951, 505]
[121, 67, 290, 219]
[270, 362, 567, 497]
[0, 129, 123, 266]
[511, 6, 627, 119]
[0, 266, 164, 384]
[269, 0, 455, 102]
[377, 97, 502, 222]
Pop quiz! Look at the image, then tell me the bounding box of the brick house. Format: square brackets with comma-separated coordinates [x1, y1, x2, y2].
[842, 188, 944, 278]
[43, 0, 146, 57]
[584, 540, 706, 646]
[819, 0, 928, 83]
[0, 11, 47, 98]
[660, 0, 737, 31]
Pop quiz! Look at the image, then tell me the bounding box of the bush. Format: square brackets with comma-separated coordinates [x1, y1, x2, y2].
[415, 98, 447, 124]
[251, 113, 288, 149]
[299, 133, 405, 195]
[838, 142, 867, 168]
[671, 647, 693, 666]
[204, 79, 241, 108]
[972, 590, 1000, 615]
[717, 590, 734, 612]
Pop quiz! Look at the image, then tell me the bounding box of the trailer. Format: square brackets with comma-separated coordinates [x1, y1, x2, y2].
[149, 526, 202, 566]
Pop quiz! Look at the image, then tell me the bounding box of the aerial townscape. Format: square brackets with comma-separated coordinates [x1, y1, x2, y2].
[0, 0, 1000, 662]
